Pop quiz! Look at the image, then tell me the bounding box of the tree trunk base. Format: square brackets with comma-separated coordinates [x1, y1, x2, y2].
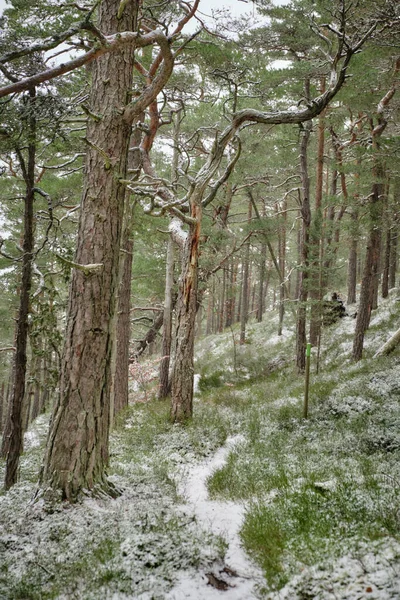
[36, 476, 122, 504]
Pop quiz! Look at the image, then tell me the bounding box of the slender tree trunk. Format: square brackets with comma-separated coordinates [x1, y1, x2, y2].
[263, 268, 271, 310]
[1, 374, 10, 441]
[40, 0, 137, 500]
[39, 354, 48, 415]
[257, 240, 267, 323]
[206, 287, 213, 335]
[352, 60, 399, 360]
[158, 107, 181, 397]
[389, 226, 397, 290]
[296, 119, 312, 372]
[111, 121, 143, 421]
[278, 200, 287, 335]
[211, 278, 217, 333]
[219, 268, 226, 333]
[248, 259, 253, 312]
[236, 268, 242, 324]
[382, 224, 391, 299]
[240, 200, 252, 344]
[0, 382, 4, 433]
[23, 388, 33, 434]
[309, 78, 325, 346]
[215, 277, 221, 333]
[170, 200, 202, 422]
[347, 208, 359, 304]
[225, 257, 237, 328]
[113, 231, 134, 416]
[3, 87, 36, 490]
[224, 262, 232, 328]
[389, 178, 400, 289]
[322, 168, 336, 286]
[250, 282, 256, 315]
[159, 236, 174, 399]
[30, 351, 42, 424]
[295, 225, 301, 301]
[196, 302, 202, 337]
[372, 230, 382, 310]
[352, 180, 384, 360]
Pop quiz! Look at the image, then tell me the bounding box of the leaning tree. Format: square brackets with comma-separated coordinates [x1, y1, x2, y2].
[130, 0, 382, 421]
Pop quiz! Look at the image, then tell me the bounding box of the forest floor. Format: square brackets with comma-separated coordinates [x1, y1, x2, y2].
[1, 292, 400, 599]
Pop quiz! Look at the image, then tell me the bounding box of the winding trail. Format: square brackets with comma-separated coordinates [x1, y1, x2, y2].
[166, 436, 264, 599]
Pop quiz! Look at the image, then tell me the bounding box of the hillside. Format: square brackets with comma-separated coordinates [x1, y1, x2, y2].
[1, 291, 400, 599]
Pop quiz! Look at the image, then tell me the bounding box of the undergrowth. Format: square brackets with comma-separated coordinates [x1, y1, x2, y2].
[0, 400, 230, 599]
[199, 295, 400, 592]
[1, 294, 400, 598]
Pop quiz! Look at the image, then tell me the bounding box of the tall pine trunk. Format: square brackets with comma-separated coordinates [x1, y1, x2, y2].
[389, 178, 400, 289]
[347, 208, 359, 304]
[296, 120, 312, 372]
[40, 0, 137, 500]
[240, 200, 252, 344]
[3, 87, 36, 489]
[170, 202, 202, 422]
[257, 240, 267, 323]
[113, 231, 134, 416]
[309, 79, 325, 346]
[159, 236, 174, 399]
[278, 200, 287, 335]
[352, 178, 384, 360]
[382, 205, 391, 299]
[351, 58, 399, 360]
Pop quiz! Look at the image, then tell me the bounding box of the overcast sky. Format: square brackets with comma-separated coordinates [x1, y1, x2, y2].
[0, 1, 290, 19]
[0, 0, 258, 19]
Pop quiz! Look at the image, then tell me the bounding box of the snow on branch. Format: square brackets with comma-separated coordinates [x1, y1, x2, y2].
[169, 217, 188, 248]
[0, 29, 173, 99]
[0, 13, 98, 64]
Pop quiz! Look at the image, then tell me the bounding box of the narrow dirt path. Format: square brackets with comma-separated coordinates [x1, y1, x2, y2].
[166, 436, 264, 599]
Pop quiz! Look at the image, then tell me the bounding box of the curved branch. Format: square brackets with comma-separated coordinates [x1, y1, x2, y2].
[123, 35, 174, 123]
[202, 137, 242, 208]
[0, 30, 171, 99]
[0, 18, 96, 64]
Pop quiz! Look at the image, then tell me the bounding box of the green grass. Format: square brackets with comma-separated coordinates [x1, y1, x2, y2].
[2, 296, 400, 598]
[199, 306, 400, 591]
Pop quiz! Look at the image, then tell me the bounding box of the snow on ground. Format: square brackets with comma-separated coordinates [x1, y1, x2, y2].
[0, 411, 228, 599]
[273, 539, 400, 600]
[1, 291, 400, 598]
[167, 435, 264, 600]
